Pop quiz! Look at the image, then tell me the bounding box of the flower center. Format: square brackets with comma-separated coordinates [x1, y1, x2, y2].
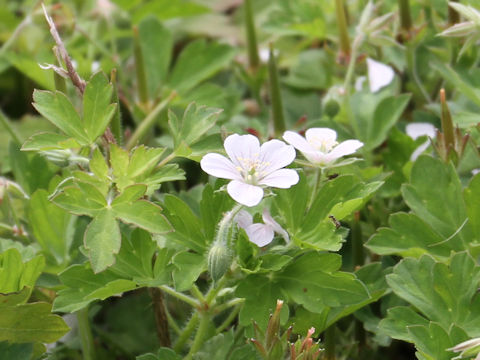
[308, 136, 338, 153]
[235, 154, 270, 185]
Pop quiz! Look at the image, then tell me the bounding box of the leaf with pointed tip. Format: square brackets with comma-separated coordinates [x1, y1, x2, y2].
[0, 302, 69, 343]
[32, 90, 89, 144]
[21, 132, 80, 151]
[83, 72, 117, 142]
[112, 200, 172, 234]
[84, 209, 121, 273]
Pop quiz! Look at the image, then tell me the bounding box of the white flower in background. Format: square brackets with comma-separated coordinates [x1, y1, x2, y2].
[235, 209, 289, 247]
[283, 128, 363, 166]
[200, 134, 299, 207]
[448, 337, 480, 360]
[366, 58, 395, 93]
[406, 123, 436, 161]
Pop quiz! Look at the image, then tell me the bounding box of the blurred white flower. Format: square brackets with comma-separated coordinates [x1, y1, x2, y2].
[200, 134, 299, 207]
[283, 128, 363, 166]
[448, 337, 480, 360]
[235, 209, 289, 247]
[406, 123, 436, 161]
[366, 58, 395, 93]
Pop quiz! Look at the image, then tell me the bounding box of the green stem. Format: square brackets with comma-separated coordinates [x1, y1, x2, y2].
[173, 313, 199, 353]
[0, 110, 21, 144]
[343, 34, 363, 96]
[159, 285, 200, 308]
[398, 0, 412, 34]
[267, 43, 286, 137]
[126, 92, 176, 150]
[190, 284, 206, 303]
[324, 325, 336, 360]
[149, 288, 171, 347]
[110, 69, 123, 145]
[406, 42, 431, 103]
[156, 152, 176, 169]
[216, 305, 242, 334]
[77, 307, 96, 360]
[166, 307, 182, 336]
[244, 0, 260, 70]
[308, 168, 323, 210]
[133, 26, 149, 107]
[213, 298, 245, 314]
[335, 0, 351, 57]
[185, 313, 210, 359]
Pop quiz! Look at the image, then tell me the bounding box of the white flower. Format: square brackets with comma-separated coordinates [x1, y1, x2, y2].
[200, 134, 299, 207]
[235, 209, 289, 247]
[366, 58, 395, 93]
[406, 123, 436, 161]
[283, 128, 363, 166]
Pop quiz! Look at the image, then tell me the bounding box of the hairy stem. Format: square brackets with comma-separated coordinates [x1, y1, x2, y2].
[149, 288, 171, 347]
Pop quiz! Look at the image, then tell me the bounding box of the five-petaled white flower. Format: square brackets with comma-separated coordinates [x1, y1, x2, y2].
[200, 134, 299, 207]
[235, 209, 289, 247]
[283, 128, 363, 166]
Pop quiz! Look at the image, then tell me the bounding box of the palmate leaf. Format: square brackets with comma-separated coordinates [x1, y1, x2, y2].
[367, 155, 475, 259]
[53, 231, 175, 313]
[381, 252, 480, 338]
[236, 252, 370, 329]
[53, 180, 172, 272]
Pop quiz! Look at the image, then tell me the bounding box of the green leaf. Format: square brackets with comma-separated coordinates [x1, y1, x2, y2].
[83, 72, 116, 142]
[379, 306, 430, 342]
[89, 148, 109, 183]
[112, 184, 147, 206]
[407, 323, 467, 360]
[4, 52, 55, 90]
[465, 173, 480, 241]
[52, 181, 107, 217]
[402, 156, 473, 247]
[172, 251, 205, 291]
[0, 302, 69, 343]
[366, 94, 411, 150]
[21, 132, 80, 151]
[129, 0, 209, 23]
[283, 50, 331, 90]
[277, 252, 370, 312]
[0, 249, 44, 294]
[137, 348, 181, 360]
[386, 252, 480, 336]
[0, 342, 33, 360]
[32, 90, 89, 144]
[366, 212, 464, 259]
[112, 200, 172, 234]
[168, 40, 235, 94]
[84, 209, 121, 273]
[138, 16, 172, 99]
[193, 331, 234, 360]
[0, 287, 32, 308]
[162, 194, 206, 252]
[28, 190, 73, 266]
[169, 103, 222, 150]
[53, 264, 137, 313]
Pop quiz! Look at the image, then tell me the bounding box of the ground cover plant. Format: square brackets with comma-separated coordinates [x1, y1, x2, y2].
[1, 0, 480, 359]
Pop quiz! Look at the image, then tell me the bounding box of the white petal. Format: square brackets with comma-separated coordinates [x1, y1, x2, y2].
[301, 150, 331, 165]
[366, 58, 395, 93]
[472, 169, 480, 176]
[259, 169, 299, 188]
[227, 180, 264, 207]
[224, 134, 260, 168]
[355, 76, 367, 91]
[262, 209, 289, 243]
[406, 123, 436, 140]
[200, 153, 241, 180]
[245, 223, 274, 247]
[305, 128, 337, 144]
[260, 139, 296, 173]
[283, 131, 315, 153]
[410, 140, 430, 161]
[325, 140, 363, 162]
[235, 210, 253, 229]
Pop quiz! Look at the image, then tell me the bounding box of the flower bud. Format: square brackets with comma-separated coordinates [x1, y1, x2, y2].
[322, 86, 344, 118]
[207, 241, 232, 283]
[40, 150, 89, 167]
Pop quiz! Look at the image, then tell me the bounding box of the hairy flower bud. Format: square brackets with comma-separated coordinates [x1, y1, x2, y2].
[207, 241, 232, 283]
